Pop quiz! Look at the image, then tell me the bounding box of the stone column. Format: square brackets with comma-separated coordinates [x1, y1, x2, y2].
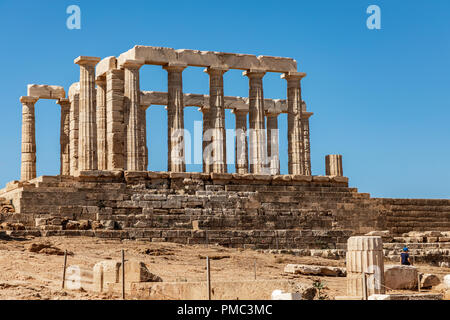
[69, 83, 79, 176]
[326, 154, 343, 176]
[140, 104, 150, 171]
[164, 63, 186, 172]
[122, 59, 144, 171]
[106, 69, 125, 171]
[244, 70, 267, 174]
[20, 96, 38, 181]
[199, 106, 212, 173]
[205, 67, 228, 173]
[266, 111, 280, 175]
[232, 109, 248, 174]
[302, 108, 312, 176]
[57, 98, 71, 176]
[75, 56, 101, 172]
[96, 76, 107, 171]
[281, 72, 306, 175]
[347, 236, 385, 298]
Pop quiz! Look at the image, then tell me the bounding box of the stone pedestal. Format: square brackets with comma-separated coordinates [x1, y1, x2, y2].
[326, 154, 343, 176]
[244, 70, 267, 174]
[164, 64, 186, 172]
[20, 96, 38, 181]
[346, 236, 385, 298]
[205, 67, 228, 173]
[233, 109, 249, 174]
[282, 72, 306, 175]
[266, 112, 280, 175]
[96, 77, 107, 171]
[75, 56, 101, 172]
[57, 98, 71, 176]
[122, 59, 144, 171]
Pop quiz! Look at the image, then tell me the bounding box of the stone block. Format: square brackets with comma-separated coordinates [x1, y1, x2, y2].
[421, 274, 441, 289]
[27, 84, 65, 99]
[384, 265, 418, 290]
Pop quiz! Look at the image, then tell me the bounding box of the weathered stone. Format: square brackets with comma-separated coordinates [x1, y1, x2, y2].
[384, 265, 418, 290]
[284, 264, 346, 277]
[420, 274, 441, 289]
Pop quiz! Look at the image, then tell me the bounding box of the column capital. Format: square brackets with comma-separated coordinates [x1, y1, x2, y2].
[231, 108, 248, 116]
[20, 96, 39, 104]
[95, 75, 106, 85]
[56, 98, 71, 106]
[265, 110, 281, 117]
[163, 62, 187, 72]
[204, 66, 229, 75]
[74, 56, 101, 66]
[120, 59, 145, 70]
[140, 103, 151, 111]
[243, 69, 266, 78]
[281, 71, 307, 81]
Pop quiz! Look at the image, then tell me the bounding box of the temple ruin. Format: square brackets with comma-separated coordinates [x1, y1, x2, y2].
[1, 46, 450, 250]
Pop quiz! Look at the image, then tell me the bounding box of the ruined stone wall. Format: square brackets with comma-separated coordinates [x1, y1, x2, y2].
[1, 172, 449, 249]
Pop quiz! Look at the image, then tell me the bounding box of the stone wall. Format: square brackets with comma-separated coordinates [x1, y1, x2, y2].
[0, 172, 449, 249]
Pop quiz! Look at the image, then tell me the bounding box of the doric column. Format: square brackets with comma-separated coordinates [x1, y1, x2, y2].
[69, 82, 79, 176]
[57, 98, 71, 176]
[96, 76, 107, 171]
[205, 67, 228, 173]
[121, 59, 144, 171]
[199, 106, 212, 173]
[232, 109, 249, 174]
[244, 70, 267, 174]
[75, 56, 101, 172]
[281, 72, 306, 175]
[266, 111, 280, 175]
[140, 104, 150, 171]
[106, 69, 125, 170]
[302, 108, 312, 176]
[20, 96, 38, 181]
[326, 154, 343, 176]
[163, 63, 186, 172]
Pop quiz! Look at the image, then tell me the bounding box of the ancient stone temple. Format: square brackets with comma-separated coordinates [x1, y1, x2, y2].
[1, 45, 450, 249]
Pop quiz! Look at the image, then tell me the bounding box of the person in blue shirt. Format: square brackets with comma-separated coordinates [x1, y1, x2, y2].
[400, 247, 411, 265]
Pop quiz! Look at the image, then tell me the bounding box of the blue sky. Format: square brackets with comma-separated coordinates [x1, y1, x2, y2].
[0, 0, 449, 199]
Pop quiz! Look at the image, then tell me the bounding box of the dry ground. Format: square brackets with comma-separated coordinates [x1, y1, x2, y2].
[0, 236, 448, 300]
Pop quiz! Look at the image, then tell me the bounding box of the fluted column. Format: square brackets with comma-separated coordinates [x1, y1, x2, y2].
[96, 77, 107, 170]
[164, 63, 186, 172]
[75, 56, 101, 172]
[302, 110, 312, 175]
[57, 98, 71, 176]
[199, 106, 212, 173]
[281, 72, 306, 175]
[232, 109, 248, 174]
[205, 67, 228, 173]
[244, 70, 267, 174]
[106, 69, 125, 171]
[326, 154, 343, 176]
[69, 83, 79, 176]
[20, 96, 38, 181]
[140, 104, 150, 171]
[122, 59, 144, 171]
[266, 112, 280, 175]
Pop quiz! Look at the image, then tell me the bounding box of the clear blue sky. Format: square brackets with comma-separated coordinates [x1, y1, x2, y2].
[0, 0, 449, 199]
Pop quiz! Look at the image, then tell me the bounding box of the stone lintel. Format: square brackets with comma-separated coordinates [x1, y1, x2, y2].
[120, 45, 298, 73]
[27, 84, 66, 100]
[74, 56, 101, 66]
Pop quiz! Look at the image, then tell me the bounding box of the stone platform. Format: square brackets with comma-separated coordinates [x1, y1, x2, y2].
[1, 171, 450, 249]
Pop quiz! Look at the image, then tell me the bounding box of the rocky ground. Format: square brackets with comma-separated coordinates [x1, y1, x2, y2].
[0, 236, 448, 300]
